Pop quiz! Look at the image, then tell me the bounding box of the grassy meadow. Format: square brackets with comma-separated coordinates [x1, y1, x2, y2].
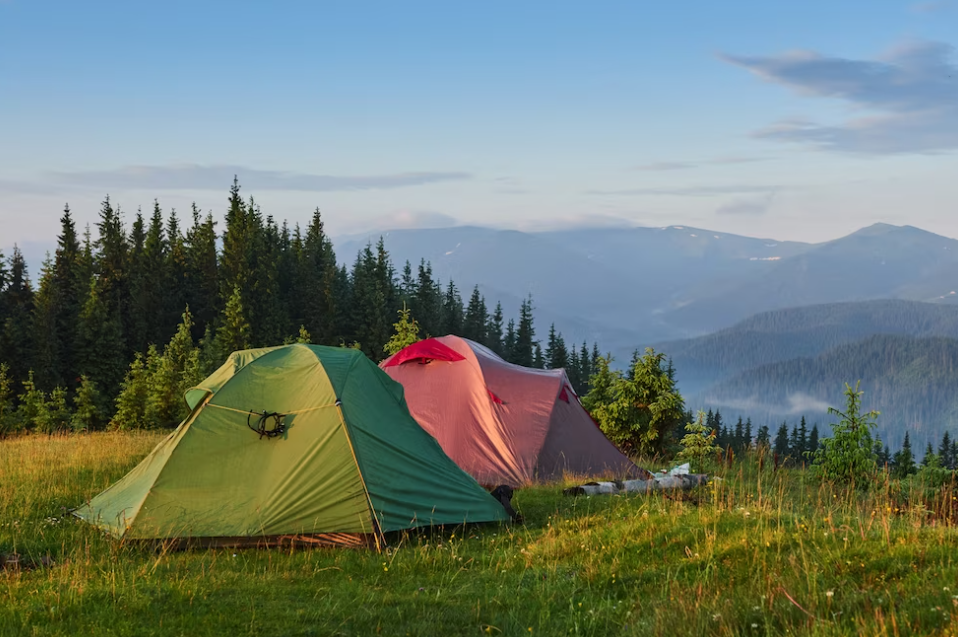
[2, 433, 958, 636]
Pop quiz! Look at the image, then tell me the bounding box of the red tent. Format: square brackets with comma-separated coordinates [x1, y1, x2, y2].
[381, 335, 649, 486]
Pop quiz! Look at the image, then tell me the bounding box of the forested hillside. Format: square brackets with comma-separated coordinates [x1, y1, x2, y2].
[658, 299, 958, 394]
[0, 180, 596, 433]
[699, 334, 958, 448]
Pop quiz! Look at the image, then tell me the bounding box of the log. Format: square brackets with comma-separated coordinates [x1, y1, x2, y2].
[563, 474, 709, 496]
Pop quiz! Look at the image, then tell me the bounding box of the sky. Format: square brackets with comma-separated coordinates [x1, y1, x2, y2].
[2, 0, 957, 268]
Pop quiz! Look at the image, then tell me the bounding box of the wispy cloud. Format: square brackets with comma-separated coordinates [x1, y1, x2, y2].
[590, 184, 779, 197]
[43, 164, 471, 192]
[721, 40, 958, 154]
[716, 191, 777, 216]
[635, 156, 773, 171]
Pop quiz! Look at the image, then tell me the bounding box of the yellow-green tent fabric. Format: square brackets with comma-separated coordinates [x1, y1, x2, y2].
[75, 344, 508, 546]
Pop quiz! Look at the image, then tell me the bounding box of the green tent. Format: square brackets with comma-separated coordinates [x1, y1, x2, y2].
[75, 344, 508, 547]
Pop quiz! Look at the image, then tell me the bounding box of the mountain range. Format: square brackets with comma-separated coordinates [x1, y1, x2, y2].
[335, 223, 958, 444]
[336, 222, 958, 354]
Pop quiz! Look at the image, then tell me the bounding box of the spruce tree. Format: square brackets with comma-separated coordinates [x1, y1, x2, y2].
[413, 260, 441, 337]
[486, 302, 504, 354]
[774, 423, 790, 457]
[215, 285, 252, 358]
[877, 444, 892, 468]
[72, 375, 107, 431]
[744, 418, 753, 450]
[75, 278, 127, 402]
[733, 417, 745, 453]
[503, 319, 517, 362]
[0, 247, 35, 384]
[384, 303, 421, 356]
[513, 296, 536, 367]
[441, 280, 464, 336]
[789, 424, 801, 458]
[184, 205, 219, 337]
[463, 286, 488, 343]
[892, 432, 917, 479]
[921, 442, 937, 467]
[939, 431, 954, 470]
[756, 424, 771, 449]
[568, 347, 581, 391]
[533, 342, 545, 369]
[94, 196, 130, 351]
[807, 424, 819, 456]
[579, 342, 592, 391]
[799, 416, 809, 457]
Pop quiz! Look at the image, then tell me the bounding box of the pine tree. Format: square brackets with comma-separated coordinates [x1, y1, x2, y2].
[789, 424, 801, 459]
[463, 286, 488, 343]
[533, 342, 545, 369]
[774, 423, 790, 457]
[567, 347, 581, 391]
[413, 260, 441, 337]
[678, 411, 721, 472]
[921, 442, 937, 467]
[0, 247, 35, 384]
[71, 375, 107, 431]
[806, 424, 818, 455]
[31, 206, 84, 391]
[384, 303, 422, 356]
[215, 285, 252, 359]
[74, 278, 127, 402]
[486, 302, 504, 354]
[184, 205, 219, 337]
[503, 319, 517, 363]
[145, 308, 202, 428]
[756, 424, 771, 449]
[441, 280, 464, 336]
[892, 432, 917, 479]
[578, 341, 592, 392]
[94, 196, 130, 351]
[733, 417, 745, 453]
[939, 431, 954, 470]
[744, 418, 753, 451]
[513, 296, 536, 367]
[877, 444, 892, 469]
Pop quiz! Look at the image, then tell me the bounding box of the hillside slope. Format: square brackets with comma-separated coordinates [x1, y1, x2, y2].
[697, 334, 958, 447]
[655, 299, 958, 394]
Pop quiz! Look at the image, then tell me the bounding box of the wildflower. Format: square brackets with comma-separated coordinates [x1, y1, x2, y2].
[751, 624, 758, 629]
[712, 614, 721, 621]
[826, 591, 834, 598]
[945, 587, 951, 592]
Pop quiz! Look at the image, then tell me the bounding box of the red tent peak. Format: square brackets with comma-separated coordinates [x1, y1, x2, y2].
[382, 338, 467, 367]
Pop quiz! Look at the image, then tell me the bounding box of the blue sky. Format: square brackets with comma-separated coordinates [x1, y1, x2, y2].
[2, 0, 957, 267]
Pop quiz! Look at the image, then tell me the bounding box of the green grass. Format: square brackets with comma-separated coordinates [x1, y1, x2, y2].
[3, 434, 958, 636]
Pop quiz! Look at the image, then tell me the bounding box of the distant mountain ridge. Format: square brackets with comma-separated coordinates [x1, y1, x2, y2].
[334, 222, 958, 359]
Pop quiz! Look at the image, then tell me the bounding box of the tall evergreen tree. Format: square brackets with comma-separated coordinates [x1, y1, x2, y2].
[579, 341, 592, 391]
[756, 424, 771, 449]
[503, 319, 517, 362]
[733, 417, 745, 453]
[486, 302, 504, 354]
[774, 422, 790, 457]
[513, 296, 536, 367]
[32, 206, 84, 391]
[184, 205, 219, 337]
[892, 432, 917, 479]
[808, 425, 820, 456]
[789, 424, 802, 458]
[744, 418, 753, 451]
[94, 196, 130, 350]
[413, 260, 441, 337]
[921, 442, 937, 467]
[299, 208, 337, 345]
[0, 247, 35, 384]
[939, 431, 954, 470]
[215, 285, 251, 358]
[441, 280, 464, 336]
[798, 416, 809, 457]
[74, 278, 126, 402]
[463, 286, 488, 343]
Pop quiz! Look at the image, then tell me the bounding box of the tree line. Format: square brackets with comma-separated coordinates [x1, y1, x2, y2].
[0, 179, 601, 434]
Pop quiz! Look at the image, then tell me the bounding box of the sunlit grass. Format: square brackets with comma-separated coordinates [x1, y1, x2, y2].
[2, 434, 958, 636]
